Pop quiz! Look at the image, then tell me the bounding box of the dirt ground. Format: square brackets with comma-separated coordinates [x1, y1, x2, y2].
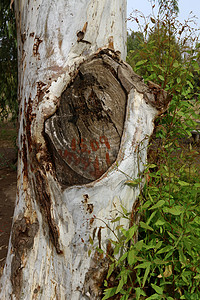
[0, 123, 17, 271]
[0, 165, 17, 270]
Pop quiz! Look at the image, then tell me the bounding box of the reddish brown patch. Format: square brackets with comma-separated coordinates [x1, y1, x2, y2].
[33, 37, 43, 57]
[22, 135, 28, 180]
[83, 194, 89, 203]
[87, 203, 94, 214]
[36, 81, 47, 103]
[26, 97, 35, 153]
[34, 171, 62, 254]
[89, 217, 95, 225]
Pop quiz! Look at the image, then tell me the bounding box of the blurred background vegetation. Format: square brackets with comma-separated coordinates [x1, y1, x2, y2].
[127, 0, 200, 143]
[0, 0, 17, 122]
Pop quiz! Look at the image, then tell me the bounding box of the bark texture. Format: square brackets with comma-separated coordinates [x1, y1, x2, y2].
[45, 54, 127, 185]
[0, 1, 170, 299]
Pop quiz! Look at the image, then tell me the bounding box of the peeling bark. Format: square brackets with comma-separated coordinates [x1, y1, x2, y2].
[11, 216, 39, 299]
[0, 1, 171, 299]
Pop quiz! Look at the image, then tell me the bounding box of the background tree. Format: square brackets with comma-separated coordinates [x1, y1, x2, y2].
[127, 31, 143, 54]
[156, 0, 179, 14]
[0, 0, 18, 120]
[127, 0, 200, 143]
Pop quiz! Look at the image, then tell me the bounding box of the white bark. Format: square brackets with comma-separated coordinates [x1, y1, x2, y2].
[0, 1, 170, 299]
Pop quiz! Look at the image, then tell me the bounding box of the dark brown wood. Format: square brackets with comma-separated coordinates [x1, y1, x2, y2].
[45, 53, 127, 186]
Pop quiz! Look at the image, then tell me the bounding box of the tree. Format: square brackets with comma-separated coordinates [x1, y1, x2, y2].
[0, 1, 170, 298]
[156, 0, 179, 13]
[127, 31, 143, 54]
[0, 0, 18, 120]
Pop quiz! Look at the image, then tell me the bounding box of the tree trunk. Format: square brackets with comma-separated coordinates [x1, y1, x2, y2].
[0, 1, 170, 299]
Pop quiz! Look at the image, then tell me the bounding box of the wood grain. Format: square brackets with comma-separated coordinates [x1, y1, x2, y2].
[45, 55, 127, 185]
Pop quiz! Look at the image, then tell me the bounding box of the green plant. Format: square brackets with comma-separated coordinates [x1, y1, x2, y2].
[127, 1, 200, 142]
[0, 0, 18, 121]
[100, 2, 200, 299]
[101, 157, 200, 299]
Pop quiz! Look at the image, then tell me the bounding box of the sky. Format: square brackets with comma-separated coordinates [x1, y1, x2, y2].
[127, 0, 200, 32]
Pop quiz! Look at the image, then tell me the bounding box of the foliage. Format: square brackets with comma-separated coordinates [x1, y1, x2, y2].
[127, 31, 144, 54]
[127, 2, 200, 141]
[0, 0, 18, 120]
[101, 146, 200, 299]
[156, 0, 179, 14]
[100, 2, 200, 299]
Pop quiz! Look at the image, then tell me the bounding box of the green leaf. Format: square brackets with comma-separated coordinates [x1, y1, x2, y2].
[167, 231, 176, 241]
[134, 261, 151, 269]
[163, 206, 182, 215]
[158, 75, 164, 81]
[121, 225, 137, 243]
[113, 244, 120, 256]
[155, 219, 166, 226]
[154, 258, 168, 264]
[140, 221, 154, 231]
[178, 180, 190, 186]
[135, 59, 148, 67]
[192, 60, 200, 71]
[179, 249, 186, 266]
[107, 263, 114, 279]
[135, 287, 146, 300]
[148, 164, 157, 169]
[89, 235, 93, 245]
[143, 263, 151, 287]
[146, 293, 162, 299]
[147, 210, 157, 225]
[116, 273, 127, 294]
[125, 180, 140, 187]
[102, 287, 117, 300]
[151, 283, 163, 295]
[121, 294, 129, 300]
[194, 183, 200, 188]
[135, 240, 144, 251]
[128, 249, 137, 265]
[149, 200, 165, 210]
[111, 216, 121, 223]
[121, 205, 127, 215]
[157, 245, 174, 254]
[173, 61, 179, 68]
[155, 240, 163, 250]
[194, 216, 200, 225]
[116, 225, 124, 230]
[118, 252, 128, 263]
[96, 247, 104, 254]
[187, 81, 193, 89]
[142, 200, 152, 210]
[148, 192, 154, 203]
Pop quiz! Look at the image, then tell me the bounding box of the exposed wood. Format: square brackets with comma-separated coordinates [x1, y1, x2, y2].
[45, 53, 127, 185]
